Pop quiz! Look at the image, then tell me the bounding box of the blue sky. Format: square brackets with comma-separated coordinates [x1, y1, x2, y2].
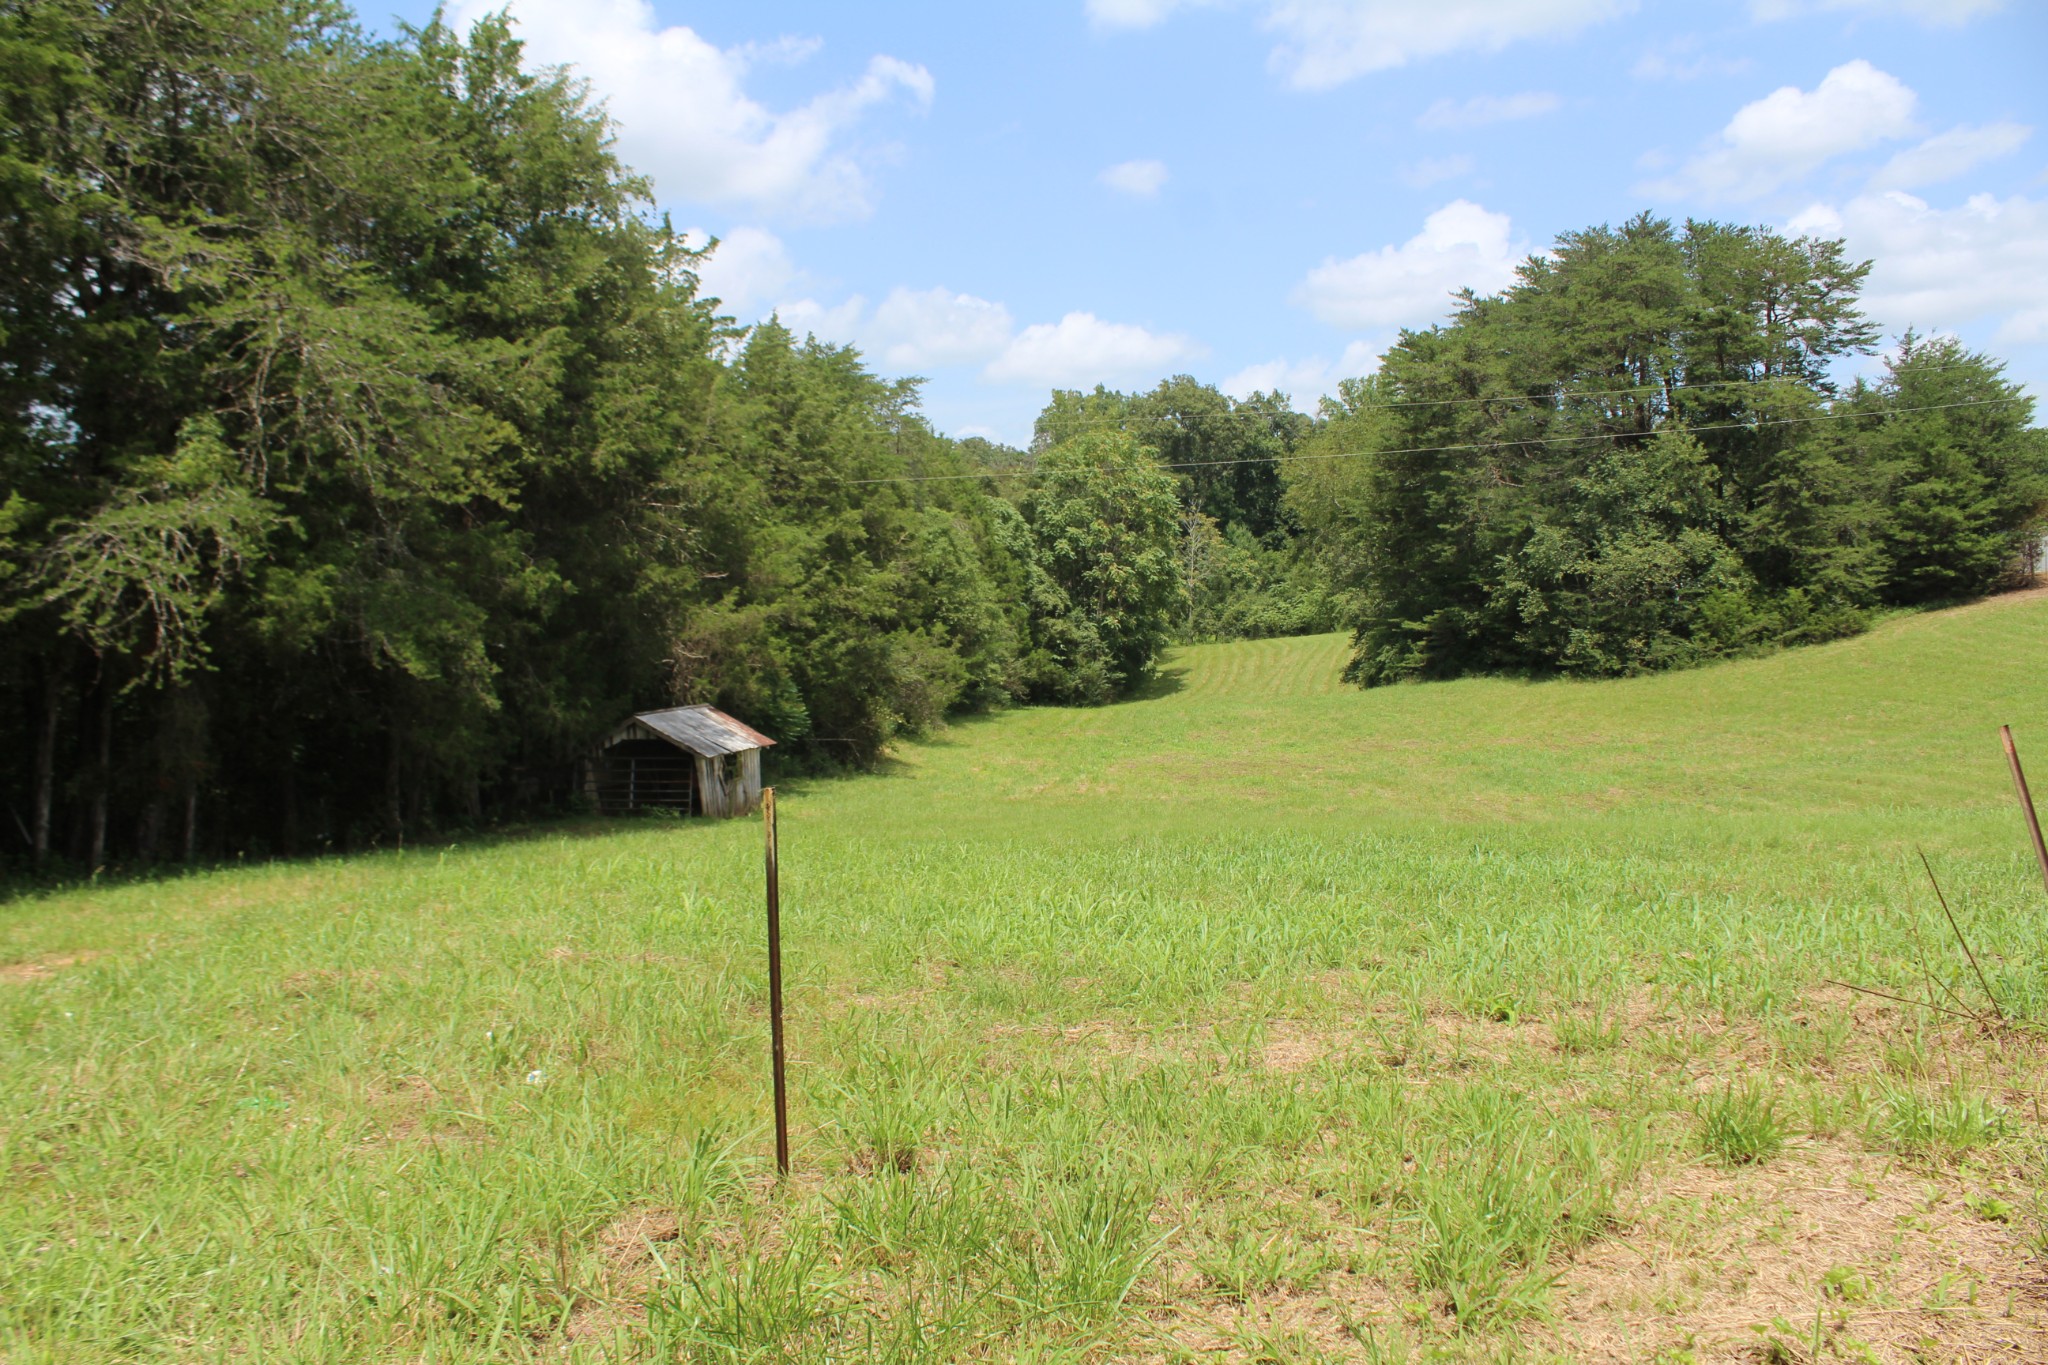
[373, 0, 2048, 445]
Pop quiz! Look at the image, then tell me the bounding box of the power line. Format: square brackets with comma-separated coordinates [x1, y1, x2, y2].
[1015, 355, 2016, 430]
[1162, 397, 2022, 472]
[832, 396, 2028, 485]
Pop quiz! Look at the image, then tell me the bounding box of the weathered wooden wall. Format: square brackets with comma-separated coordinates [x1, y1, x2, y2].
[693, 750, 764, 818]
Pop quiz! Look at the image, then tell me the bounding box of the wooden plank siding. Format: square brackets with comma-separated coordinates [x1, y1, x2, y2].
[583, 706, 772, 819]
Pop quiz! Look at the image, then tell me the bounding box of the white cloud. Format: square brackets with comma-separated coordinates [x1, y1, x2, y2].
[1400, 154, 1474, 188]
[684, 226, 798, 316]
[1630, 36, 1751, 81]
[774, 295, 868, 344]
[1292, 200, 1524, 331]
[1088, 0, 1633, 89]
[689, 251, 1208, 389]
[1222, 341, 1382, 401]
[1416, 91, 1560, 131]
[1750, 0, 2004, 24]
[984, 312, 1205, 386]
[452, 0, 932, 222]
[1260, 0, 1634, 90]
[868, 288, 1016, 368]
[765, 291, 1204, 387]
[1099, 159, 1171, 197]
[1788, 190, 2048, 345]
[1086, 0, 1214, 26]
[1643, 59, 1918, 201]
[1870, 122, 2032, 191]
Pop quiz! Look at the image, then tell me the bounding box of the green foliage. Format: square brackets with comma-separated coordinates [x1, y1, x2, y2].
[1498, 429, 1756, 675]
[1181, 515, 1340, 641]
[0, 0, 1197, 859]
[35, 416, 280, 680]
[1856, 333, 2048, 602]
[1289, 212, 2047, 686]
[1866, 1081, 2008, 1159]
[1031, 378, 1335, 648]
[7, 605, 2048, 1360]
[1697, 1081, 1787, 1165]
[1015, 432, 1185, 702]
[1033, 378, 1307, 540]
[1194, 1231, 1333, 1300]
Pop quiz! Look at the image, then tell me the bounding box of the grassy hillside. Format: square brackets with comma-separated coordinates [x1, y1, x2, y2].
[7, 594, 2048, 1363]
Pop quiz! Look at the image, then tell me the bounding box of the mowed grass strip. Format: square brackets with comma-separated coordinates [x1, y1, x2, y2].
[5, 594, 2048, 1362]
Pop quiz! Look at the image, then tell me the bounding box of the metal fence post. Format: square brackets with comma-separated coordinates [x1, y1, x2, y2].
[2000, 726, 2048, 896]
[763, 787, 790, 1176]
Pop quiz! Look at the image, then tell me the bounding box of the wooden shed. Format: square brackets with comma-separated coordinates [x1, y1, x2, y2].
[585, 706, 775, 818]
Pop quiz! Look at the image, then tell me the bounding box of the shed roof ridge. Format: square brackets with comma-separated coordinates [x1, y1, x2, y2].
[611, 703, 774, 756]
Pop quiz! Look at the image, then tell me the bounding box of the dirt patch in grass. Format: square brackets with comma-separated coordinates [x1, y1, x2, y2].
[357, 1073, 479, 1148]
[822, 985, 933, 1022]
[1140, 1222, 1414, 1363]
[563, 1205, 681, 1343]
[596, 1205, 679, 1276]
[1261, 1024, 1325, 1074]
[280, 967, 383, 997]
[987, 1017, 1159, 1069]
[0, 950, 98, 983]
[1537, 1141, 2048, 1363]
[1928, 578, 2048, 620]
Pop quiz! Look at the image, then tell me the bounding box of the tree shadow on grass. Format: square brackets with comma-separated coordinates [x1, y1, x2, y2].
[1126, 664, 1189, 702]
[0, 810, 743, 907]
[878, 665, 1191, 756]
[1, 666, 1195, 904]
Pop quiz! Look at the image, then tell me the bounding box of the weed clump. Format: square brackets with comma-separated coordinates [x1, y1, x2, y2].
[1400, 1089, 1636, 1327]
[1698, 1082, 1786, 1165]
[1194, 1231, 1332, 1300]
[1554, 1008, 1623, 1055]
[1867, 1080, 2008, 1159]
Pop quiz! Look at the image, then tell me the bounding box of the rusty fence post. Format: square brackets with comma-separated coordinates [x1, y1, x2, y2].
[763, 787, 790, 1176]
[1999, 726, 2048, 896]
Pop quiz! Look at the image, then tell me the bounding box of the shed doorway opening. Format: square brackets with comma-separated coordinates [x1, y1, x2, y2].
[594, 738, 696, 815]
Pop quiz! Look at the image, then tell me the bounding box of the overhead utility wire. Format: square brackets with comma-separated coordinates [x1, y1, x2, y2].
[1018, 357, 2009, 428]
[834, 396, 2026, 486]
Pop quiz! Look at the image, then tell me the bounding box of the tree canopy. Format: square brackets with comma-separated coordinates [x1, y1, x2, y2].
[1, 5, 2040, 870]
[0, 0, 1178, 864]
[1286, 215, 2046, 685]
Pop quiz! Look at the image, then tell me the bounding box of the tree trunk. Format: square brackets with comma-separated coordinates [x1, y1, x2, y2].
[88, 677, 112, 869]
[182, 785, 198, 862]
[32, 667, 59, 868]
[281, 767, 300, 858]
[385, 723, 404, 848]
[138, 798, 164, 863]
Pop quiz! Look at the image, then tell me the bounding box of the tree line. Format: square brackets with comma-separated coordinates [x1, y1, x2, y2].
[3, 1, 2042, 868]
[1286, 216, 2046, 684]
[0, 2, 1190, 865]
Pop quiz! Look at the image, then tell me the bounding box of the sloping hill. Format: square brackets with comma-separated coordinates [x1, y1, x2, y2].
[855, 585, 2048, 834]
[5, 592, 2048, 1363]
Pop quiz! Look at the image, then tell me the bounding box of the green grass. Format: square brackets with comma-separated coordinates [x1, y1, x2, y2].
[1697, 1082, 1787, 1166]
[7, 595, 2048, 1361]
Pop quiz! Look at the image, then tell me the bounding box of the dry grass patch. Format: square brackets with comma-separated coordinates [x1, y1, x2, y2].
[560, 1205, 681, 1343]
[0, 950, 97, 983]
[1539, 1142, 2048, 1363]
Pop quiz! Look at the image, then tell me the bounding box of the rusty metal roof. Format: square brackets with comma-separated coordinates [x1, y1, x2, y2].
[625, 705, 775, 758]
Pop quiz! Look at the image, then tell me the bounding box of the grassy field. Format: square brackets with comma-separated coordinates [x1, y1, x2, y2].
[7, 593, 2048, 1363]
